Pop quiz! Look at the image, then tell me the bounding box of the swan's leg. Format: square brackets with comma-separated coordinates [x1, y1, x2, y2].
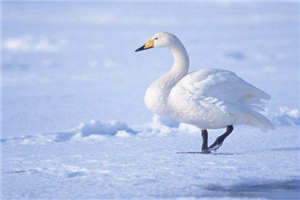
[201, 129, 209, 152]
[208, 125, 233, 151]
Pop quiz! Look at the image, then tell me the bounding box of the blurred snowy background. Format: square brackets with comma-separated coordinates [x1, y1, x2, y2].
[1, 1, 300, 199]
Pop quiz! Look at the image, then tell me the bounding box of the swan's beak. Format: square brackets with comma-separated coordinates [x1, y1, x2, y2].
[135, 39, 154, 52]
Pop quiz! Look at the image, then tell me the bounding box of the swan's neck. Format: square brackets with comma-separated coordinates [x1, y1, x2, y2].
[170, 42, 190, 78]
[145, 41, 189, 115]
[160, 42, 190, 89]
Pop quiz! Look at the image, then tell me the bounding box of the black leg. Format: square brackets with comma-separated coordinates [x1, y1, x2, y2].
[208, 125, 233, 151]
[201, 129, 209, 152]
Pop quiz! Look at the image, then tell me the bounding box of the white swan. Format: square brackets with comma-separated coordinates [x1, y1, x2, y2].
[136, 32, 273, 152]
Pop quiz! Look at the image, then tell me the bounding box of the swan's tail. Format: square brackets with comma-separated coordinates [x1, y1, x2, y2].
[237, 107, 274, 131]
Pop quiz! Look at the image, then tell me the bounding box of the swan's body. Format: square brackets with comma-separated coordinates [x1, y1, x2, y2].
[145, 68, 272, 130]
[136, 32, 273, 152]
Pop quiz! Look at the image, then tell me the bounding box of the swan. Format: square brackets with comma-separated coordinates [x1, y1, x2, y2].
[135, 32, 273, 152]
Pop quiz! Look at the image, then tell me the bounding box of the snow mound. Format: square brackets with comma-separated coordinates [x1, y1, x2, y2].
[78, 120, 136, 136]
[271, 107, 300, 126]
[1, 120, 138, 144]
[54, 120, 137, 142]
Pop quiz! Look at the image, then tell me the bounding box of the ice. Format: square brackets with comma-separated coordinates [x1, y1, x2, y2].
[1, 1, 299, 200]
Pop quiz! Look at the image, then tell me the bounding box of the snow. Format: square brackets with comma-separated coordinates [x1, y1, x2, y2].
[1, 1, 300, 200]
[2, 124, 300, 199]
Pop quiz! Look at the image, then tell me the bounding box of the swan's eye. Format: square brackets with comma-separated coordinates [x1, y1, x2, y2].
[154, 37, 158, 40]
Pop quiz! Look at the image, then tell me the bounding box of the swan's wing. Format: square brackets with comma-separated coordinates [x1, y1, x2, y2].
[175, 69, 270, 109]
[169, 69, 273, 130]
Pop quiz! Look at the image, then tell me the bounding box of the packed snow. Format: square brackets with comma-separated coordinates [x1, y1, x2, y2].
[1, 1, 300, 200]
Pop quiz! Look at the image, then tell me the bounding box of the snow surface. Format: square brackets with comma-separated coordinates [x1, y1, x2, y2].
[1, 1, 300, 200]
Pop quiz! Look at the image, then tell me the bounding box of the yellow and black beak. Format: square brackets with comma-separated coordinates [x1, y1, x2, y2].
[135, 39, 154, 52]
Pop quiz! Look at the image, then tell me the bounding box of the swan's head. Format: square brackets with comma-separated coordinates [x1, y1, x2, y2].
[135, 32, 178, 52]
